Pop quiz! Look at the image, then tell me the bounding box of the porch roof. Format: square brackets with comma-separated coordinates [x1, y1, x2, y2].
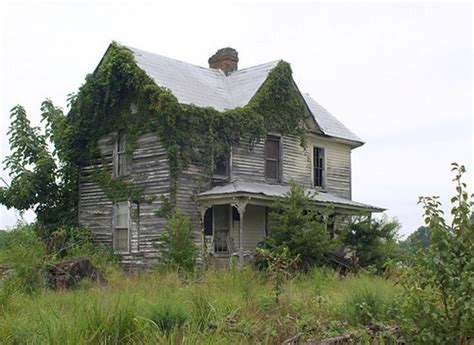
[198, 181, 385, 213]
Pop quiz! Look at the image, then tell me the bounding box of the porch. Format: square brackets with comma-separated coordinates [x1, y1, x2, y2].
[197, 181, 384, 266]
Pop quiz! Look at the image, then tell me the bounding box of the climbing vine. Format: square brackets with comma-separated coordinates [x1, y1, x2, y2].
[1, 42, 308, 225]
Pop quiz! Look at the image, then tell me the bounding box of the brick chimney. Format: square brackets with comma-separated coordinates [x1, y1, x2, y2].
[208, 47, 238, 75]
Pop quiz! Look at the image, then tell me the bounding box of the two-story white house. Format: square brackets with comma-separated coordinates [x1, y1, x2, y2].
[78, 43, 383, 267]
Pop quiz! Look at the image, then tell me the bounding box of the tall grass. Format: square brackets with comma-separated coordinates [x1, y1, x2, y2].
[0, 266, 400, 344]
[0, 224, 400, 343]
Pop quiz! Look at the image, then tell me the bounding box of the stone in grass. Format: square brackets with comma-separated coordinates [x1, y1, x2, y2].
[47, 257, 105, 290]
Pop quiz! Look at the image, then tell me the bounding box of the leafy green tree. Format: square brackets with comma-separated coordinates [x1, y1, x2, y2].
[398, 163, 473, 344]
[341, 216, 400, 272]
[398, 226, 430, 263]
[0, 101, 76, 231]
[261, 183, 334, 270]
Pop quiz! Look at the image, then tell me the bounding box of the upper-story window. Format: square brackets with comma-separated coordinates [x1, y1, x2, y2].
[214, 153, 229, 177]
[114, 131, 131, 177]
[265, 135, 281, 181]
[313, 147, 325, 188]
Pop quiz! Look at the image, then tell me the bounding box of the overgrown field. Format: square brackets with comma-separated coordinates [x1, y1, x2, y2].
[0, 267, 401, 344]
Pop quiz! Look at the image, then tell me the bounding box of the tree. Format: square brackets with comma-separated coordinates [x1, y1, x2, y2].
[398, 163, 473, 344]
[0, 101, 76, 230]
[341, 216, 400, 272]
[156, 210, 198, 272]
[398, 226, 430, 263]
[260, 183, 334, 270]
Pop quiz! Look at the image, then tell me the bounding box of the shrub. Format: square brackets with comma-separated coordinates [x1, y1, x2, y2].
[341, 216, 400, 273]
[156, 211, 198, 272]
[256, 246, 299, 304]
[260, 183, 334, 270]
[397, 163, 474, 344]
[0, 223, 46, 294]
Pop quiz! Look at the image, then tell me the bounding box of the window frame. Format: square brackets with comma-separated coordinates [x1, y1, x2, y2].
[313, 146, 326, 189]
[112, 201, 131, 253]
[264, 135, 282, 182]
[114, 131, 131, 178]
[213, 149, 231, 178]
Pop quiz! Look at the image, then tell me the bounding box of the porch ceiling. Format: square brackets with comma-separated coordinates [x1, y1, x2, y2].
[198, 181, 385, 213]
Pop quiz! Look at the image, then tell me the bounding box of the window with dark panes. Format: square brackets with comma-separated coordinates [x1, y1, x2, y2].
[265, 136, 280, 180]
[313, 147, 325, 188]
[204, 208, 213, 236]
[114, 132, 131, 177]
[214, 153, 229, 176]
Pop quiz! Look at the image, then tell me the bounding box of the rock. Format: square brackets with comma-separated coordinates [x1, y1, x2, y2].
[47, 257, 104, 290]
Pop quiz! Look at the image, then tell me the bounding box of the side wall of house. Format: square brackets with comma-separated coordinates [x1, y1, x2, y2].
[231, 133, 352, 199]
[175, 165, 211, 254]
[79, 132, 170, 268]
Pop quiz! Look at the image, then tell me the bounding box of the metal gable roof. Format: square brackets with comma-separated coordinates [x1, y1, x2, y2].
[198, 181, 384, 212]
[302, 93, 363, 145]
[121, 43, 362, 144]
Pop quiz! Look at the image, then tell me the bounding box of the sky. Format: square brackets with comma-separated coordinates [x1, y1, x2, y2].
[0, 0, 472, 237]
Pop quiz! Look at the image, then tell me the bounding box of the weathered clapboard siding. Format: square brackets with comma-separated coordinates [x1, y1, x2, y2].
[79, 132, 170, 267]
[282, 135, 312, 187]
[175, 164, 210, 252]
[231, 133, 351, 200]
[232, 140, 266, 182]
[307, 133, 352, 199]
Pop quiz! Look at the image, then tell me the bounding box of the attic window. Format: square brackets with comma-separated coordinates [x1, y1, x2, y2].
[114, 131, 131, 177]
[265, 135, 281, 181]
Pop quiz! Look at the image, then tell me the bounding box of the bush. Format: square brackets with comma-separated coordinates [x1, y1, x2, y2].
[0, 223, 46, 294]
[156, 211, 198, 272]
[397, 163, 474, 344]
[259, 183, 334, 270]
[341, 216, 400, 273]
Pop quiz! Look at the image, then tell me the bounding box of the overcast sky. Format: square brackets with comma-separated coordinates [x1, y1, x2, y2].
[0, 1, 472, 237]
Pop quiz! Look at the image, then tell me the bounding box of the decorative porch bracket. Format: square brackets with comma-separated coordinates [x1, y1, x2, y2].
[231, 197, 249, 267]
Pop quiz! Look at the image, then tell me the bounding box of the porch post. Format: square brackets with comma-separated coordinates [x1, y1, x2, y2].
[197, 202, 210, 270]
[233, 198, 249, 267]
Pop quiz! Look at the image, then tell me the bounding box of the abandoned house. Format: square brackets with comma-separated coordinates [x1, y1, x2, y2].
[78, 43, 384, 267]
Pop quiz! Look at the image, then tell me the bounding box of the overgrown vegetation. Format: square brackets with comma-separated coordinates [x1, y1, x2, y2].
[155, 210, 198, 273]
[340, 216, 400, 273]
[257, 183, 335, 270]
[396, 163, 474, 344]
[0, 258, 400, 344]
[0, 223, 117, 303]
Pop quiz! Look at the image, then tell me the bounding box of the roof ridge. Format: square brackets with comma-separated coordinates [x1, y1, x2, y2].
[121, 42, 277, 77]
